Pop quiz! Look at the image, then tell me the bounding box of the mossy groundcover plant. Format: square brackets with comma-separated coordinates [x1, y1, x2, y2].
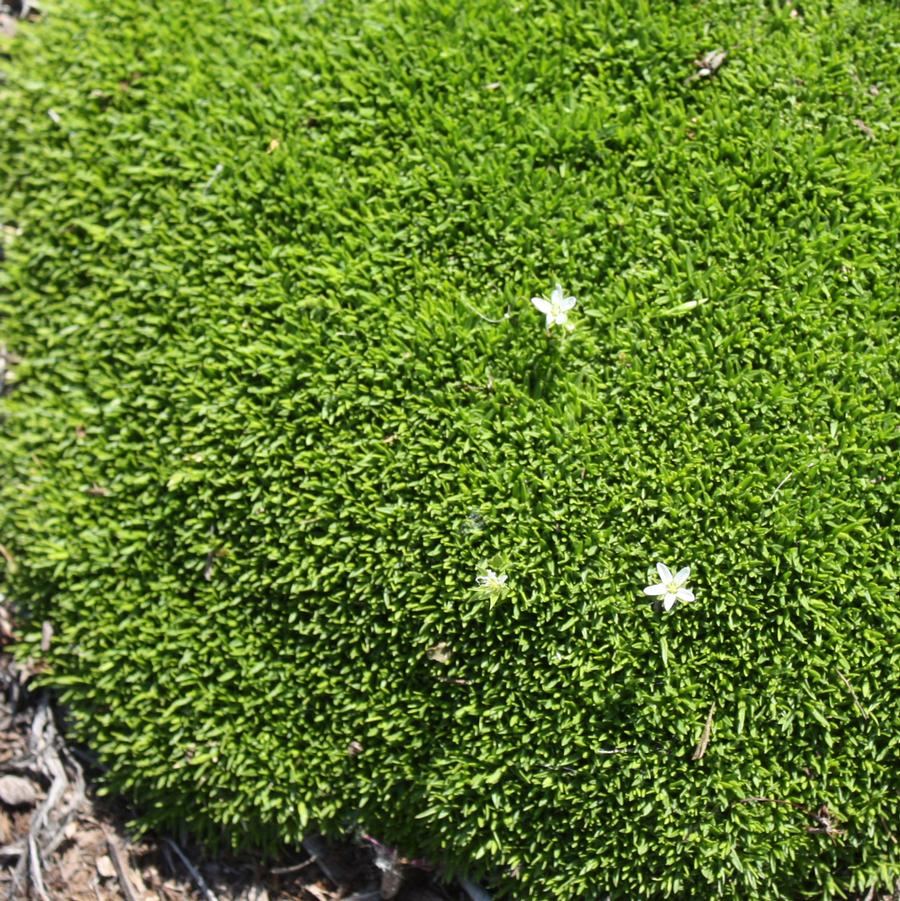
[1, 0, 899, 896]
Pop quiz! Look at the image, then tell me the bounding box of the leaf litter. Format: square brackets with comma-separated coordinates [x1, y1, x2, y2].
[0, 642, 470, 900]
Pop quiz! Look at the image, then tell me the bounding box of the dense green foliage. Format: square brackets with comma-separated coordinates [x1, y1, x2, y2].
[2, 0, 899, 896]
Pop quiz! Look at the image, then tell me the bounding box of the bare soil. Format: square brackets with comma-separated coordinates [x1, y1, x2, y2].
[0, 607, 470, 901]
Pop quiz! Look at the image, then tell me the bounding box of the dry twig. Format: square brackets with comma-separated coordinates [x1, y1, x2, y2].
[302, 836, 342, 887]
[163, 837, 219, 901]
[106, 833, 142, 901]
[270, 857, 317, 875]
[691, 703, 716, 761]
[3, 690, 86, 900]
[27, 834, 49, 901]
[836, 670, 868, 720]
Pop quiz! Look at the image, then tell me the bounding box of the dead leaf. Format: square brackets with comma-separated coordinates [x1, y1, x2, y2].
[0, 775, 41, 807]
[425, 642, 452, 664]
[58, 852, 82, 890]
[707, 49, 727, 68]
[86, 484, 111, 497]
[806, 804, 844, 837]
[96, 853, 116, 878]
[76, 826, 108, 856]
[0, 543, 17, 573]
[266, 138, 280, 154]
[869, 84, 879, 97]
[40, 620, 53, 652]
[687, 49, 727, 83]
[346, 740, 363, 757]
[484, 82, 502, 91]
[853, 118, 874, 140]
[304, 884, 334, 901]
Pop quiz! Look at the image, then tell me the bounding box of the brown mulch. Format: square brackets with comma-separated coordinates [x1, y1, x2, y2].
[0, 607, 473, 901]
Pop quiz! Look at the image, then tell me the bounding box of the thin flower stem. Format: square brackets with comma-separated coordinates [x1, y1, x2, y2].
[460, 299, 512, 324]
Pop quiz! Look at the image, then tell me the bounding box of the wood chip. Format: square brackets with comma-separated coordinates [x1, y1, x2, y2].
[96, 853, 116, 878]
[304, 885, 338, 901]
[0, 775, 40, 808]
[0, 841, 24, 859]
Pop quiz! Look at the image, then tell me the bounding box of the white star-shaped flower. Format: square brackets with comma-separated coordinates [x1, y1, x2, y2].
[643, 562, 694, 611]
[475, 569, 508, 594]
[531, 284, 576, 330]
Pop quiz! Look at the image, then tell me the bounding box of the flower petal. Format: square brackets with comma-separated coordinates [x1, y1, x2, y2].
[677, 588, 694, 603]
[551, 284, 565, 304]
[643, 583, 668, 596]
[561, 294, 577, 311]
[531, 297, 551, 314]
[674, 566, 691, 587]
[663, 593, 677, 611]
[656, 562, 673, 583]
